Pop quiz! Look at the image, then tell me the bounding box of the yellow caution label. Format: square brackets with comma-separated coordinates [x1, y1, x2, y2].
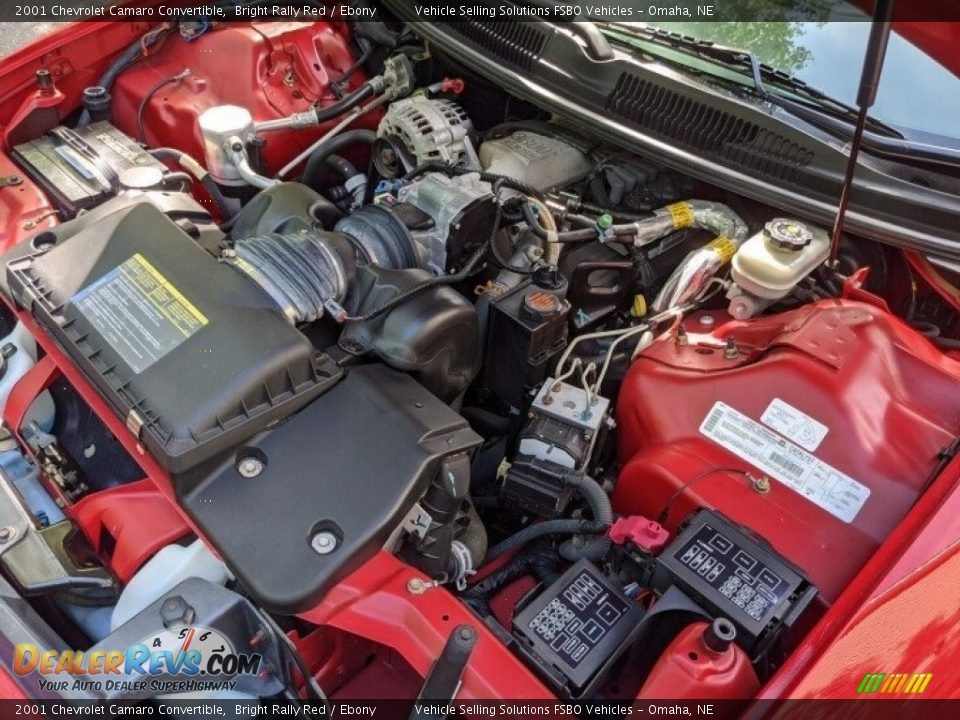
[708, 235, 738, 263]
[630, 294, 647, 318]
[665, 202, 694, 229]
[124, 253, 209, 333]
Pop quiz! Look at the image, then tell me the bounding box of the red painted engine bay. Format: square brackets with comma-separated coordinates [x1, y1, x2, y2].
[1, 18, 960, 705]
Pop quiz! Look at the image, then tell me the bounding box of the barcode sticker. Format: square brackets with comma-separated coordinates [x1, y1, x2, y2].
[700, 401, 870, 523]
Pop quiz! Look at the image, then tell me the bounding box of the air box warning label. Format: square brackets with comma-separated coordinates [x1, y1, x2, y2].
[700, 401, 869, 523]
[70, 253, 208, 374]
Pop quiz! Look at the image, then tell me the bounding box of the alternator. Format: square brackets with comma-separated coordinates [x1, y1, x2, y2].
[378, 97, 476, 167]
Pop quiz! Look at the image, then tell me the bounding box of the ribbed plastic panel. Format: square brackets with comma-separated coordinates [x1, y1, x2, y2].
[442, 21, 547, 70]
[606, 72, 814, 182]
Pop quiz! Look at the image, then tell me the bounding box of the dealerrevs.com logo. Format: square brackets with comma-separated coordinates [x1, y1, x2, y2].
[857, 672, 933, 695]
[13, 626, 262, 694]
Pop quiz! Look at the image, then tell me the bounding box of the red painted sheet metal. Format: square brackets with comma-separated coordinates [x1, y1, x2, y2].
[614, 300, 960, 605]
[298, 552, 554, 700]
[0, 150, 59, 253]
[109, 22, 379, 177]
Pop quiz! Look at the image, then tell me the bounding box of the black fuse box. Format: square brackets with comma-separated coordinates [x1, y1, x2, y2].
[513, 559, 645, 698]
[4, 198, 339, 474]
[654, 509, 817, 655]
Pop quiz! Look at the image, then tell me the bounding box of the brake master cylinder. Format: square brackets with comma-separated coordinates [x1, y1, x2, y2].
[726, 218, 830, 319]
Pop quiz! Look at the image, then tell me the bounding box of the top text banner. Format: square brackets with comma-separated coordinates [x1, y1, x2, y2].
[4, 1, 960, 24]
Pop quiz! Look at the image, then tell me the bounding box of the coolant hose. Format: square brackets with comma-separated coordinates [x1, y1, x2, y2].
[149, 147, 235, 220]
[484, 519, 607, 563]
[558, 473, 614, 563]
[301, 129, 376, 190]
[326, 154, 359, 179]
[651, 201, 749, 311]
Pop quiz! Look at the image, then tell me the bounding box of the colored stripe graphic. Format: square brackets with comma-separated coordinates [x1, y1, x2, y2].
[857, 672, 932, 694]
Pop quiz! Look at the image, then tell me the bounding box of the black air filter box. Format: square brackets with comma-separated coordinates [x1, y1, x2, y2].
[4, 199, 340, 473]
[179, 363, 482, 612]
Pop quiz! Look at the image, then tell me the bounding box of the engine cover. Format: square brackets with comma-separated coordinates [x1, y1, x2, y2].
[614, 300, 960, 603]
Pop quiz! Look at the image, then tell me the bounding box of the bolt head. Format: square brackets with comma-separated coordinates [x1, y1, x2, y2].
[407, 578, 427, 595]
[0, 526, 14, 542]
[310, 530, 338, 555]
[237, 457, 264, 478]
[159, 596, 196, 628]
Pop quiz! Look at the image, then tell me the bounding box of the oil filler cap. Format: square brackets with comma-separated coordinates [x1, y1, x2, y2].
[522, 290, 564, 320]
[764, 218, 813, 252]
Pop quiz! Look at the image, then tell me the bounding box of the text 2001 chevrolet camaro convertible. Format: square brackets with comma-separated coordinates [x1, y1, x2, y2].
[0, 0, 959, 708]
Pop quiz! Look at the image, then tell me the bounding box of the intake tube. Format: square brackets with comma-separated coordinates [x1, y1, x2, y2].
[651, 201, 749, 311]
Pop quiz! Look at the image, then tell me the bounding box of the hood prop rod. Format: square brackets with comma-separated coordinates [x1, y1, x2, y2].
[829, 0, 896, 267]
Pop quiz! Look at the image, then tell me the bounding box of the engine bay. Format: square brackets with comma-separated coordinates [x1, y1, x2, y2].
[1, 18, 959, 704]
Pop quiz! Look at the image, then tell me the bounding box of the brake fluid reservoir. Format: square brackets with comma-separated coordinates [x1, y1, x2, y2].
[727, 218, 830, 319]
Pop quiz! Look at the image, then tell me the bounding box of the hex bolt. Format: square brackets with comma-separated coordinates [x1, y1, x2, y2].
[0, 526, 15, 542]
[723, 337, 740, 359]
[752, 475, 771, 494]
[237, 456, 264, 478]
[310, 530, 338, 555]
[407, 578, 428, 595]
[35, 69, 54, 94]
[159, 596, 196, 628]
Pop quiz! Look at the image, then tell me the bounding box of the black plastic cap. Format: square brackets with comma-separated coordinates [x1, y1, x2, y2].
[764, 218, 813, 252]
[703, 617, 737, 652]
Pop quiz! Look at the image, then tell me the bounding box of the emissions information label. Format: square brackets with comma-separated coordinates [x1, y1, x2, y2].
[761, 398, 829, 451]
[71, 253, 208, 374]
[700, 401, 869, 523]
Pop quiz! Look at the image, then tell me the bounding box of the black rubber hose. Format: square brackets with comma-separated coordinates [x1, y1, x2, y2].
[331, 46, 373, 96]
[578, 201, 651, 222]
[137, 71, 189, 142]
[521, 202, 595, 243]
[308, 197, 345, 228]
[301, 129, 376, 190]
[160, 171, 192, 192]
[522, 202, 642, 244]
[313, 81, 376, 124]
[461, 548, 559, 617]
[78, 27, 172, 126]
[934, 336, 960, 350]
[326, 154, 358, 179]
[484, 519, 607, 563]
[149, 147, 235, 221]
[559, 474, 614, 563]
[200, 174, 236, 221]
